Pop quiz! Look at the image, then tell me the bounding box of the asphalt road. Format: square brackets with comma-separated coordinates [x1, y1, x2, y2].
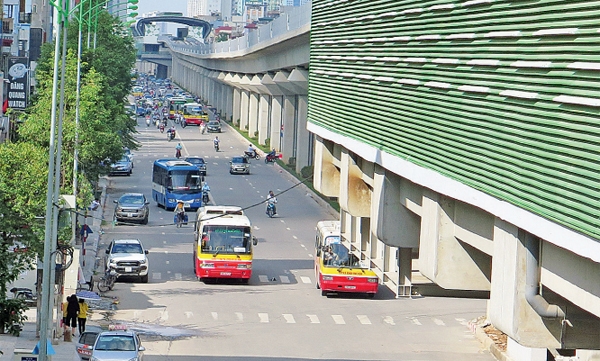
[97, 118, 494, 361]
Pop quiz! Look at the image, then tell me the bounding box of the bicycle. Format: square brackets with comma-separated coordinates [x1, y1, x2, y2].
[97, 269, 120, 293]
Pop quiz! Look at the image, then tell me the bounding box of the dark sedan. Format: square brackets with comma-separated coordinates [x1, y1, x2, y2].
[206, 120, 221, 133]
[184, 157, 207, 176]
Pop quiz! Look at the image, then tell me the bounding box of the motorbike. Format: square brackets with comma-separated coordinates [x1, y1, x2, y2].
[97, 269, 119, 292]
[200, 124, 206, 134]
[214, 141, 220, 152]
[266, 202, 276, 218]
[159, 123, 165, 133]
[265, 153, 278, 164]
[175, 148, 182, 159]
[202, 190, 210, 204]
[244, 150, 260, 160]
[167, 130, 176, 141]
[10, 287, 37, 305]
[173, 211, 188, 227]
[145, 117, 151, 127]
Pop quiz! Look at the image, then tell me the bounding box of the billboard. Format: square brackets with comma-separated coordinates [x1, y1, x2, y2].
[7, 57, 28, 110]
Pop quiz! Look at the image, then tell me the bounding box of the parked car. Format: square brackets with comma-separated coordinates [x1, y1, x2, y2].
[113, 193, 149, 224]
[75, 330, 100, 361]
[184, 157, 207, 176]
[206, 120, 221, 133]
[229, 156, 250, 175]
[105, 239, 149, 283]
[91, 330, 145, 361]
[109, 156, 133, 176]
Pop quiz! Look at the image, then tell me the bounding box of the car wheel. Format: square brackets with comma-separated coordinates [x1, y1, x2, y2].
[140, 274, 149, 283]
[142, 215, 148, 225]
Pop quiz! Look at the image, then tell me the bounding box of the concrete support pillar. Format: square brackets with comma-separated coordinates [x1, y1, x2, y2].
[240, 91, 250, 131]
[295, 95, 309, 173]
[248, 92, 259, 140]
[225, 86, 233, 121]
[258, 94, 270, 146]
[281, 95, 296, 165]
[232, 88, 242, 126]
[488, 220, 560, 354]
[398, 247, 412, 297]
[269, 96, 283, 152]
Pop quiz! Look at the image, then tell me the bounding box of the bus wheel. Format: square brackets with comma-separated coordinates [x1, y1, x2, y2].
[321, 290, 328, 297]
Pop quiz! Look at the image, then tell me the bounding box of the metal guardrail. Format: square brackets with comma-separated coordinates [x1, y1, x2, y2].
[167, 2, 311, 56]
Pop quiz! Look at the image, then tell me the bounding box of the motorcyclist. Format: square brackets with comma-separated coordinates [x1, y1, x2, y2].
[247, 144, 256, 155]
[266, 190, 277, 215]
[267, 148, 276, 158]
[167, 126, 176, 140]
[213, 136, 220, 151]
[175, 143, 183, 158]
[199, 120, 207, 134]
[202, 182, 210, 193]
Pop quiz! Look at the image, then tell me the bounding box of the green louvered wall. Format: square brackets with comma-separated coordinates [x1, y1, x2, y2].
[308, 0, 600, 241]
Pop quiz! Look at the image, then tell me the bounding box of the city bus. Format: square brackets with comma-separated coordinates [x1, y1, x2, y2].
[151, 159, 203, 211]
[182, 103, 208, 126]
[193, 206, 258, 283]
[168, 97, 187, 119]
[314, 220, 379, 297]
[132, 86, 143, 97]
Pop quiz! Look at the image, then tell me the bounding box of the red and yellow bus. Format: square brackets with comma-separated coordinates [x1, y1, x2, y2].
[314, 221, 379, 297]
[182, 103, 209, 126]
[193, 206, 258, 283]
[168, 97, 186, 119]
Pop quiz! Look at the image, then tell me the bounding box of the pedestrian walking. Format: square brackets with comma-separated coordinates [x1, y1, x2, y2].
[78, 298, 89, 334]
[65, 294, 79, 337]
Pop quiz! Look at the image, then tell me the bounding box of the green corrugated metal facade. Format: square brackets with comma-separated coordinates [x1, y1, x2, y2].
[308, 0, 600, 240]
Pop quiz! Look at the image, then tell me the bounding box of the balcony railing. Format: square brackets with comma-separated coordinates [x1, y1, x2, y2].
[19, 13, 32, 24]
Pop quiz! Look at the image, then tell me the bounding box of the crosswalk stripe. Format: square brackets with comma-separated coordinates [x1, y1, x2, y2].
[235, 312, 243, 322]
[307, 314, 320, 324]
[184, 312, 193, 319]
[332, 315, 345, 324]
[383, 316, 395, 325]
[283, 314, 296, 323]
[280, 276, 290, 283]
[152, 272, 161, 280]
[258, 313, 269, 323]
[211, 312, 218, 320]
[433, 318, 445, 326]
[300, 276, 312, 284]
[357, 315, 371, 325]
[455, 318, 467, 325]
[175, 273, 182, 280]
[411, 318, 422, 326]
[258, 275, 269, 283]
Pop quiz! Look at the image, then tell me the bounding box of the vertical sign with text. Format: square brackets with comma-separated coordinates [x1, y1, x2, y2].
[7, 57, 29, 110]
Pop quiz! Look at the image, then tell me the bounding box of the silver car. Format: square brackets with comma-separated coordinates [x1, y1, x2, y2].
[229, 156, 250, 174]
[91, 330, 145, 361]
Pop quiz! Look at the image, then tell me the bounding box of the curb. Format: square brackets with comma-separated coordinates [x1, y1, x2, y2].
[467, 318, 512, 361]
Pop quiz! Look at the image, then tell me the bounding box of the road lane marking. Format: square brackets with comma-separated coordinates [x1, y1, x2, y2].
[258, 275, 269, 283]
[411, 318, 422, 326]
[163, 240, 167, 244]
[280, 276, 290, 283]
[300, 244, 306, 248]
[293, 235, 298, 239]
[175, 273, 182, 280]
[235, 312, 243, 322]
[152, 273, 161, 280]
[433, 318, 446, 326]
[456, 318, 467, 325]
[258, 313, 269, 323]
[165, 260, 170, 264]
[308, 254, 313, 258]
[332, 315, 345, 324]
[211, 312, 218, 320]
[357, 315, 371, 325]
[283, 314, 296, 323]
[184, 312, 193, 319]
[280, 220, 285, 223]
[300, 276, 311, 284]
[307, 314, 320, 323]
[383, 316, 395, 325]
[286, 227, 291, 230]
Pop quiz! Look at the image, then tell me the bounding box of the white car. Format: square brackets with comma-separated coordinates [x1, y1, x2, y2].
[91, 330, 145, 361]
[105, 239, 149, 283]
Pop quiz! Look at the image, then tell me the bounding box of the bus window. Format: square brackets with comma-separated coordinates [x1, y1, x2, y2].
[169, 171, 201, 190]
[201, 226, 251, 254]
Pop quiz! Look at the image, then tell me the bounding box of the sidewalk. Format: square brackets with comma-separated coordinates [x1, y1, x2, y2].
[0, 178, 109, 360]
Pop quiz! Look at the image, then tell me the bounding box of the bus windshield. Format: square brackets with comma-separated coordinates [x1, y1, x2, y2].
[322, 243, 364, 269]
[184, 105, 204, 116]
[168, 170, 201, 191]
[200, 225, 252, 254]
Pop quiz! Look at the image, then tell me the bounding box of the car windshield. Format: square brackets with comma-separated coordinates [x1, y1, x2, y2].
[200, 225, 252, 254]
[208, 121, 219, 125]
[186, 158, 205, 165]
[232, 157, 246, 164]
[119, 195, 144, 204]
[119, 156, 129, 163]
[95, 335, 136, 351]
[112, 243, 143, 254]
